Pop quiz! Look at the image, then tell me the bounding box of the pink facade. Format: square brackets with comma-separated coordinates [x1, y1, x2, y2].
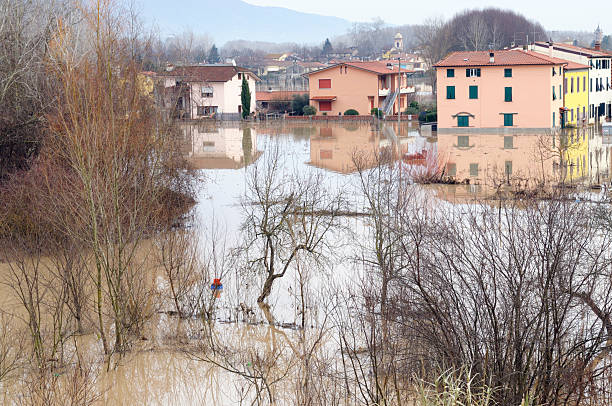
[307, 62, 415, 116]
[435, 50, 564, 131]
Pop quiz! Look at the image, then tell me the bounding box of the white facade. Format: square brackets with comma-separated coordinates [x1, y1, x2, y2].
[188, 73, 257, 118]
[161, 67, 258, 119]
[530, 43, 612, 123]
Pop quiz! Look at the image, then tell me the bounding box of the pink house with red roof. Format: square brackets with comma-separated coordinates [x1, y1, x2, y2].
[305, 61, 416, 116]
[435, 50, 565, 132]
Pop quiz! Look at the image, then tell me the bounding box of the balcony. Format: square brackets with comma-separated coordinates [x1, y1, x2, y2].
[378, 86, 416, 97]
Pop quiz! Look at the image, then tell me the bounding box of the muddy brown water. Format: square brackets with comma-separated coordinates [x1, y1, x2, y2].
[2, 122, 612, 404]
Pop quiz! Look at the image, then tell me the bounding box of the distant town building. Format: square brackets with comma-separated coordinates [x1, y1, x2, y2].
[435, 50, 565, 132]
[157, 64, 259, 120]
[305, 61, 416, 116]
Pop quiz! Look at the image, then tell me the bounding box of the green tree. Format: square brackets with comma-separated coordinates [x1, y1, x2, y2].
[322, 38, 333, 55]
[291, 94, 309, 115]
[208, 44, 220, 63]
[240, 75, 251, 119]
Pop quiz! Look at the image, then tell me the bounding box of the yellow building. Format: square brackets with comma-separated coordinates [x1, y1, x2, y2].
[563, 63, 589, 127]
[559, 128, 589, 181]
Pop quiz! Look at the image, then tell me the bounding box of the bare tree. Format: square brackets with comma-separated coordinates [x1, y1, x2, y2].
[240, 141, 344, 324]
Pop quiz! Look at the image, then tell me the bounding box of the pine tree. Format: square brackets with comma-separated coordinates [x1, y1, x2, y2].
[240, 75, 251, 119]
[208, 44, 220, 63]
[322, 38, 333, 55]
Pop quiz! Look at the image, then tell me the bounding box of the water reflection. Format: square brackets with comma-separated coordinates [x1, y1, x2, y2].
[307, 122, 426, 173]
[438, 128, 612, 188]
[181, 124, 261, 169]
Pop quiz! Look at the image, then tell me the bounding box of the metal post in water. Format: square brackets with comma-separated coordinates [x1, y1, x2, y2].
[398, 57, 401, 128]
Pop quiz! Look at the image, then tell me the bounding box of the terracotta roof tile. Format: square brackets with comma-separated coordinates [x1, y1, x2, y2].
[308, 61, 416, 76]
[256, 91, 308, 102]
[434, 50, 567, 67]
[534, 42, 611, 58]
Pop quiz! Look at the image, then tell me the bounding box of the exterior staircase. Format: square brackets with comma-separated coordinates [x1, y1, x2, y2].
[381, 89, 399, 116]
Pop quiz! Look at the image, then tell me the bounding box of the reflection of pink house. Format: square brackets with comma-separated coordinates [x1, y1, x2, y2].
[435, 50, 565, 132]
[305, 62, 416, 116]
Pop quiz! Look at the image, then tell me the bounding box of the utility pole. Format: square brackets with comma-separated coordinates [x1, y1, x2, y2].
[398, 57, 401, 125]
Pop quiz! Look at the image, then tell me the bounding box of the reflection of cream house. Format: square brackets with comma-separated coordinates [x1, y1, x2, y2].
[181, 125, 260, 169]
[158, 65, 260, 120]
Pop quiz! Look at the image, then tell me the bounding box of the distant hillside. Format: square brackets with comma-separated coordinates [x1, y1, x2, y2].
[141, 0, 353, 45]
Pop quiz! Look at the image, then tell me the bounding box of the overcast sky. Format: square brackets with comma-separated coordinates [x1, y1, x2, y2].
[243, 0, 609, 32]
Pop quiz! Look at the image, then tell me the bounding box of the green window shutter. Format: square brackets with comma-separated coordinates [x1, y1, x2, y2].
[447, 68, 454, 77]
[446, 86, 455, 99]
[504, 68, 512, 77]
[504, 87, 512, 102]
[504, 136, 513, 149]
[466, 69, 470, 77]
[469, 85, 478, 99]
[469, 163, 479, 177]
[477, 68, 481, 77]
[457, 135, 469, 146]
[457, 117, 469, 128]
[503, 114, 513, 126]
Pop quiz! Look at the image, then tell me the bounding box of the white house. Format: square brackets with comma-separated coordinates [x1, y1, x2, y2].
[529, 41, 612, 123]
[159, 64, 259, 120]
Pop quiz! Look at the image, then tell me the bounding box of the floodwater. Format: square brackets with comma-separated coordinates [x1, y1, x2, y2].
[3, 121, 612, 405]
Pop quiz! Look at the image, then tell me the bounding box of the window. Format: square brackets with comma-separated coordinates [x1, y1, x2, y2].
[318, 79, 331, 89]
[577, 77, 580, 92]
[197, 106, 218, 116]
[583, 76, 586, 92]
[571, 77, 574, 93]
[552, 67, 556, 76]
[564, 78, 568, 94]
[503, 114, 514, 126]
[457, 135, 469, 146]
[504, 68, 512, 77]
[447, 163, 457, 176]
[446, 86, 455, 99]
[201, 86, 213, 97]
[504, 136, 514, 149]
[466, 68, 481, 77]
[590, 78, 593, 92]
[553, 112, 556, 127]
[552, 86, 556, 100]
[447, 68, 455, 77]
[505, 161, 513, 175]
[469, 163, 479, 177]
[457, 116, 469, 127]
[469, 85, 478, 99]
[319, 100, 332, 111]
[571, 109, 574, 122]
[238, 73, 242, 80]
[504, 87, 512, 102]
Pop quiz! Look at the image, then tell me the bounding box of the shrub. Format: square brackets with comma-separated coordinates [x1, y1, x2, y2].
[371, 108, 383, 118]
[344, 109, 359, 116]
[302, 105, 316, 116]
[292, 94, 309, 115]
[419, 110, 437, 123]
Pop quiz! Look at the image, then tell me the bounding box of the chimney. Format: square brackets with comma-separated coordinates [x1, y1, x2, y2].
[595, 43, 601, 51]
[548, 40, 553, 57]
[489, 52, 494, 63]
